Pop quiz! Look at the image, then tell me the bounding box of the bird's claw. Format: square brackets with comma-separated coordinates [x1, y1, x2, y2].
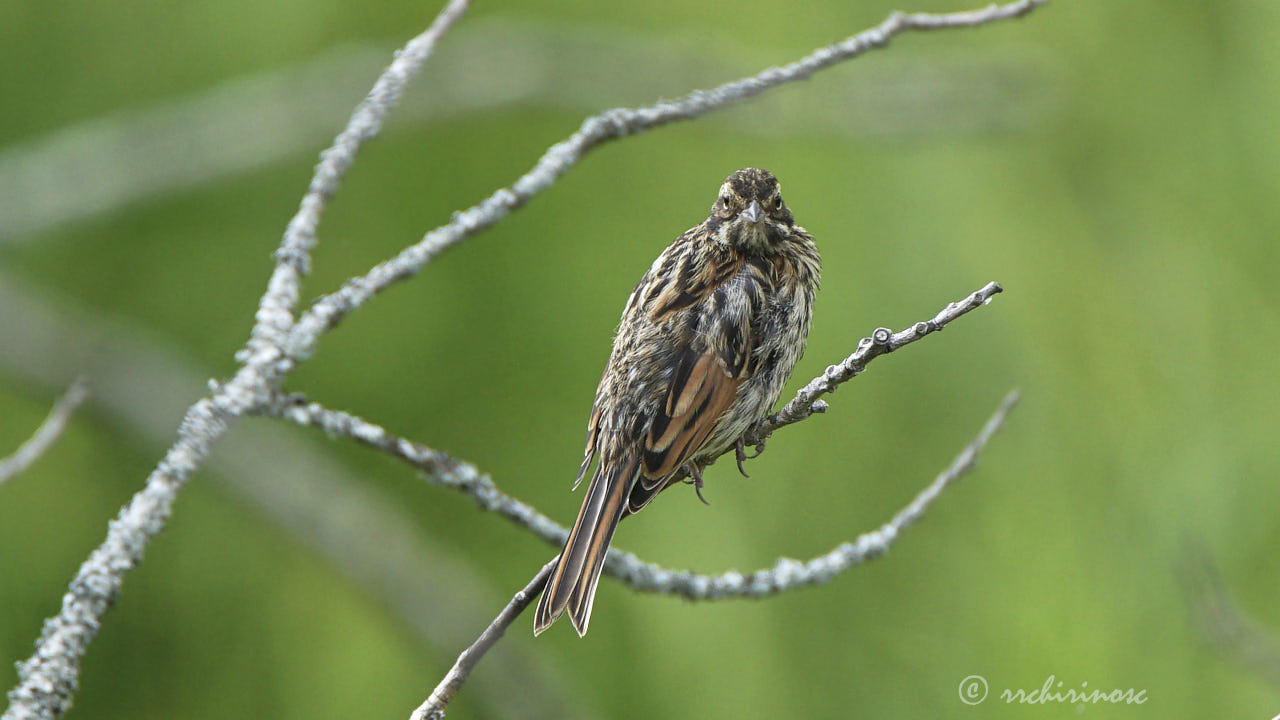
[735, 437, 765, 477]
[684, 463, 710, 505]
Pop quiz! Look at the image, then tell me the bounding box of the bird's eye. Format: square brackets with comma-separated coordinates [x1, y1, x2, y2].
[720, 194, 731, 206]
[774, 195, 784, 209]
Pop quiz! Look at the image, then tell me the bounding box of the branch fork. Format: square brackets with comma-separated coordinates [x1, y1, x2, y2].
[4, 0, 1045, 718]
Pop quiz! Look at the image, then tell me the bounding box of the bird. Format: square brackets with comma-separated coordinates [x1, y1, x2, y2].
[533, 168, 821, 636]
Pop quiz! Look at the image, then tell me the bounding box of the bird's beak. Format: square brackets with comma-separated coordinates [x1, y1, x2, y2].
[739, 199, 763, 224]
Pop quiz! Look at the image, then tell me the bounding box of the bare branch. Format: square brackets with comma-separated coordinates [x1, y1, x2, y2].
[0, 377, 89, 487]
[284, 0, 1046, 359]
[262, 283, 1007, 593]
[4, 1, 1041, 716]
[615, 390, 1019, 600]
[411, 559, 559, 720]
[0, 17, 1051, 243]
[4, 394, 237, 720]
[1, 4, 470, 718]
[0, 274, 579, 719]
[748, 281, 1002, 442]
[258, 393, 570, 546]
[411, 391, 1019, 717]
[246, 0, 471, 362]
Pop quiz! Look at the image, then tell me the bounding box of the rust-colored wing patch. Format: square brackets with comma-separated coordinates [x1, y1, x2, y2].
[641, 348, 742, 482]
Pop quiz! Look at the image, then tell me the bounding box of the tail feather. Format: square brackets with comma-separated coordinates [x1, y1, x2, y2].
[534, 454, 637, 636]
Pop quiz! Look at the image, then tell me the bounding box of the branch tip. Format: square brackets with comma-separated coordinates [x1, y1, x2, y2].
[0, 376, 90, 488]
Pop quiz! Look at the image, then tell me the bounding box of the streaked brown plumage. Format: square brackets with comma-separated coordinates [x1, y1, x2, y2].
[534, 168, 821, 636]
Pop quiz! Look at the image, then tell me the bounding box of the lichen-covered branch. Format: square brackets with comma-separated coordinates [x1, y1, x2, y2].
[4, 394, 238, 720]
[262, 282, 1006, 591]
[284, 0, 1047, 359]
[246, 0, 471, 364]
[4, 0, 1042, 717]
[1, 4, 470, 719]
[409, 391, 1018, 719]
[258, 392, 571, 549]
[746, 281, 1002, 443]
[0, 377, 88, 488]
[611, 390, 1019, 600]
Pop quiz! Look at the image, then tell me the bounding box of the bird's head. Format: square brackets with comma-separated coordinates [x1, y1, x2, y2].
[708, 168, 794, 252]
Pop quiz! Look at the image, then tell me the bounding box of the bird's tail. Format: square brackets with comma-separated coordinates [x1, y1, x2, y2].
[534, 453, 638, 636]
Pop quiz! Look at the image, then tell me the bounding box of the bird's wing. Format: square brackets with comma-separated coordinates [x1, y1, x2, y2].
[575, 404, 601, 491]
[637, 345, 742, 483]
[631, 257, 771, 510]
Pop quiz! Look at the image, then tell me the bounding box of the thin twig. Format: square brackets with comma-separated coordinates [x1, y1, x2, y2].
[0, 377, 89, 487]
[259, 393, 571, 548]
[410, 559, 559, 720]
[414, 391, 1019, 717]
[746, 281, 1002, 443]
[613, 389, 1020, 601]
[284, 0, 1047, 359]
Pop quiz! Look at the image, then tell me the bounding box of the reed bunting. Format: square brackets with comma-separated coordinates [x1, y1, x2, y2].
[534, 168, 821, 636]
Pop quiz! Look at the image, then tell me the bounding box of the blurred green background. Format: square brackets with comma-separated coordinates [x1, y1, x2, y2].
[2, 0, 1277, 718]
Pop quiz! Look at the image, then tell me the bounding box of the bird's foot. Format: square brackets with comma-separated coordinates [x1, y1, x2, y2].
[735, 437, 765, 477]
[684, 463, 710, 505]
